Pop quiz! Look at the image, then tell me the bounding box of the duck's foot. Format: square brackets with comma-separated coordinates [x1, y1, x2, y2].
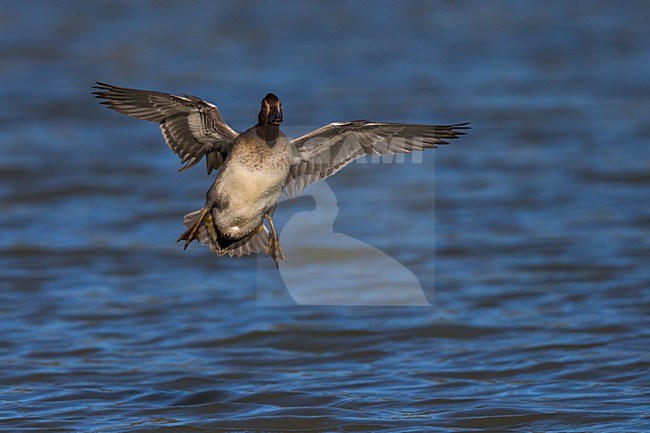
[204, 213, 222, 254]
[177, 207, 210, 250]
[264, 212, 285, 267]
[265, 234, 286, 268]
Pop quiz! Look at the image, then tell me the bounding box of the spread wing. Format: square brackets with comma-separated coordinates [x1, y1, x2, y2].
[93, 82, 239, 173]
[286, 121, 470, 197]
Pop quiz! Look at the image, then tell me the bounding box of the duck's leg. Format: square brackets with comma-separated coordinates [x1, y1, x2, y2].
[204, 212, 221, 254]
[177, 207, 211, 250]
[264, 210, 286, 267]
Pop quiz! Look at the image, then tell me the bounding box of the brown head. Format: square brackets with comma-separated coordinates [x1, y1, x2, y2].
[258, 93, 283, 126]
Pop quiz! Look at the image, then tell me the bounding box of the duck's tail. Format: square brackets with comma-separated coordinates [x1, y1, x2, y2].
[180, 209, 270, 257]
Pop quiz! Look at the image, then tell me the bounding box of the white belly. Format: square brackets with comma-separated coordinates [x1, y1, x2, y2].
[213, 162, 288, 238]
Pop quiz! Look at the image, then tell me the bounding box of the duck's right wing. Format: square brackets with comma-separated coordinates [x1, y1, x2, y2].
[93, 82, 239, 174]
[286, 121, 470, 197]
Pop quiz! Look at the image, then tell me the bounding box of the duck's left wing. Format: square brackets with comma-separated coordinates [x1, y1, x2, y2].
[286, 121, 470, 197]
[93, 82, 238, 173]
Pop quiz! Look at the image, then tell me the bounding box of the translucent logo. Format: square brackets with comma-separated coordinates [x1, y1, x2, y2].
[257, 181, 432, 306]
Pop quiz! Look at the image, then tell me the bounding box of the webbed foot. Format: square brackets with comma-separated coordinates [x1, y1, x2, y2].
[177, 207, 210, 250]
[265, 233, 286, 268]
[264, 212, 286, 267]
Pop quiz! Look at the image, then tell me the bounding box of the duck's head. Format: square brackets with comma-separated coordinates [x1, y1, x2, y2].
[258, 93, 283, 126]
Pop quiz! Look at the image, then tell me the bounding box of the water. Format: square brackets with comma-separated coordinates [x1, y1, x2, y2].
[1, 1, 649, 431]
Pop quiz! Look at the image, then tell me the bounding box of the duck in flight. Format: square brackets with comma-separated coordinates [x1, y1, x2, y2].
[93, 83, 469, 266]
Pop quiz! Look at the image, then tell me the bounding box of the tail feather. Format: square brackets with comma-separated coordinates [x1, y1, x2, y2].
[181, 209, 269, 257]
[222, 225, 270, 257]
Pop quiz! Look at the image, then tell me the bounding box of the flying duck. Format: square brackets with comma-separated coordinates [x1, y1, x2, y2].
[93, 83, 469, 266]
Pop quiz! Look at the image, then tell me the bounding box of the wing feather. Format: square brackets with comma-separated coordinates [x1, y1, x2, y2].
[93, 82, 239, 173]
[286, 121, 469, 197]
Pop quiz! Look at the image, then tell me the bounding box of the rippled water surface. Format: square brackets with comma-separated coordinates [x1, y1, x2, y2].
[1, 1, 649, 431]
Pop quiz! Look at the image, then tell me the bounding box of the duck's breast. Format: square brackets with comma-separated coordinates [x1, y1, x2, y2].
[211, 132, 292, 239]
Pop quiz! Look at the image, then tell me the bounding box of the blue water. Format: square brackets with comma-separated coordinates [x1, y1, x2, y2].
[1, 1, 649, 431]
